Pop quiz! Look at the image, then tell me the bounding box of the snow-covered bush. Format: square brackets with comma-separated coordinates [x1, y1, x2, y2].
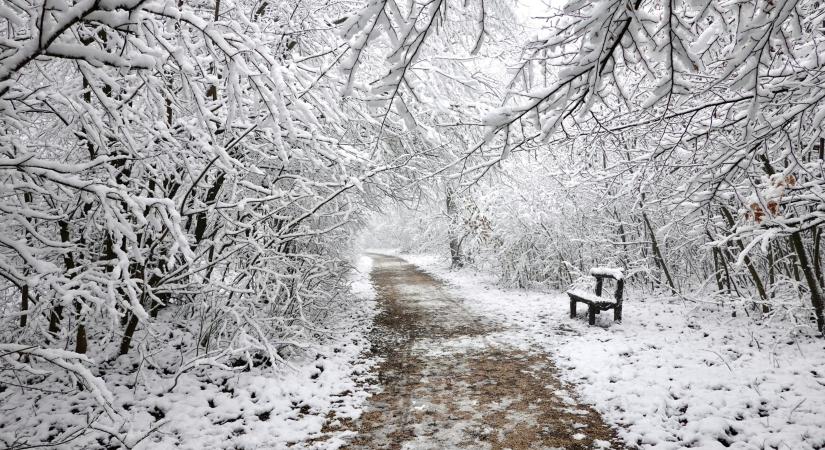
[0, 0, 419, 445]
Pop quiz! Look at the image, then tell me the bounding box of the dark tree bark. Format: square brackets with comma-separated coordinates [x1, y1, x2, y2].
[720, 207, 768, 305]
[641, 211, 676, 293]
[120, 314, 140, 356]
[790, 232, 825, 334]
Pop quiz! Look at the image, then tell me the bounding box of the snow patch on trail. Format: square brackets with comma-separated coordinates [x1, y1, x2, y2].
[413, 331, 527, 357]
[405, 254, 825, 450]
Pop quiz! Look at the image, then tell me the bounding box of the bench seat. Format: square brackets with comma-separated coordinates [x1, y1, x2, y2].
[566, 289, 614, 305]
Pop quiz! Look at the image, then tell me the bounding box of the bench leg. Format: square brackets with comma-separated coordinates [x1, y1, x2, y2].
[614, 305, 622, 322]
[570, 299, 576, 318]
[588, 305, 596, 325]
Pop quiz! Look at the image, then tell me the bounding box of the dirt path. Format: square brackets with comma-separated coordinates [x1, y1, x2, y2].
[342, 254, 623, 450]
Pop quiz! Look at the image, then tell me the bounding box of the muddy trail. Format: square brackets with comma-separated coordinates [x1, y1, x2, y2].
[341, 254, 623, 450]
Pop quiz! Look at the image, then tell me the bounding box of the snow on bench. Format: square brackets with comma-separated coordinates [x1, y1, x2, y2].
[567, 269, 625, 325]
[566, 289, 614, 305]
[589, 267, 624, 280]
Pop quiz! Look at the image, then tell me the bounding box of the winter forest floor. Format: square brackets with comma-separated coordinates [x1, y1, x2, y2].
[313, 252, 825, 450]
[374, 254, 825, 450]
[5, 253, 823, 449]
[335, 254, 622, 449]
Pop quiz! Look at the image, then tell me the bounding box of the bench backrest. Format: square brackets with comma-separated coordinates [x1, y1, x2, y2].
[593, 274, 624, 304]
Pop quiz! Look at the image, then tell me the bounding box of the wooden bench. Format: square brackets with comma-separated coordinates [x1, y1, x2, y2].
[567, 268, 624, 325]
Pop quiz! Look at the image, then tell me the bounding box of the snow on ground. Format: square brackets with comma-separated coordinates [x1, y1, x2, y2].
[347, 253, 624, 449]
[0, 256, 377, 450]
[404, 253, 825, 450]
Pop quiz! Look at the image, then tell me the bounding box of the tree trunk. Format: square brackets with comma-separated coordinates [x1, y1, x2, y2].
[719, 207, 768, 305]
[641, 211, 677, 293]
[120, 314, 140, 355]
[446, 188, 463, 268]
[75, 302, 87, 354]
[790, 231, 825, 334]
[712, 247, 725, 293]
[20, 284, 29, 328]
[814, 228, 823, 287]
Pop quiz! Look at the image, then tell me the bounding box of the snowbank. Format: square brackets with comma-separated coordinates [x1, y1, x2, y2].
[405, 254, 825, 450]
[0, 256, 378, 450]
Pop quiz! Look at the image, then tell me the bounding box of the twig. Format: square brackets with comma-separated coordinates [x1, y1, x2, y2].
[700, 349, 732, 372]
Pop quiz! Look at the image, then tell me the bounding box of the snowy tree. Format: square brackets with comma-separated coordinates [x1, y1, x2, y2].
[351, 0, 825, 333]
[0, 0, 434, 445]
